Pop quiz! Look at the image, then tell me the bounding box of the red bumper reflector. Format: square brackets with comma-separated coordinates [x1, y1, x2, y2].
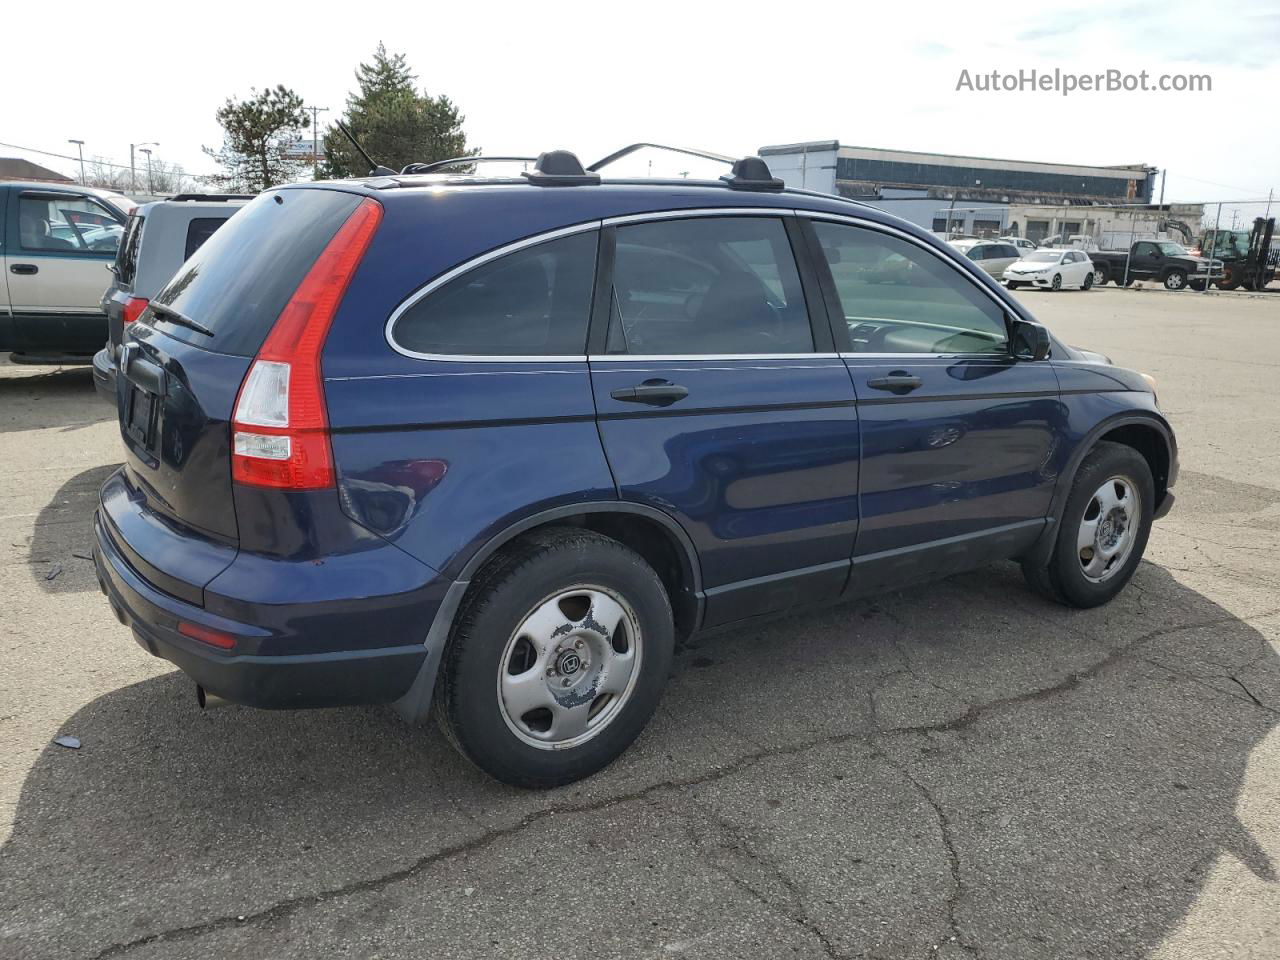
[178, 622, 237, 650]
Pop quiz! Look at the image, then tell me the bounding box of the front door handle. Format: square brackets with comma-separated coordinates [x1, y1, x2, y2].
[610, 379, 689, 406]
[867, 373, 923, 394]
[10, 264, 38, 275]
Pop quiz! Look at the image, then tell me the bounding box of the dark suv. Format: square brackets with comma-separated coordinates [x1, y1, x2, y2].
[93, 151, 1177, 788]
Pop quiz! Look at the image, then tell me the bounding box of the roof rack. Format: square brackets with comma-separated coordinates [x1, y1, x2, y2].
[587, 143, 735, 172]
[719, 156, 784, 192]
[521, 150, 600, 186]
[169, 193, 254, 202]
[401, 156, 537, 175]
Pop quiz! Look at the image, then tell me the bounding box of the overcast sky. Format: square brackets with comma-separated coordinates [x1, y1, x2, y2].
[4, 0, 1277, 219]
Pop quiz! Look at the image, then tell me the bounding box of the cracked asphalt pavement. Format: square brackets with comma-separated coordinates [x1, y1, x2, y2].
[2, 286, 1278, 959]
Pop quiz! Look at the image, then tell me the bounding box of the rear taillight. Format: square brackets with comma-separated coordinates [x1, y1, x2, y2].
[231, 197, 382, 490]
[123, 296, 149, 325]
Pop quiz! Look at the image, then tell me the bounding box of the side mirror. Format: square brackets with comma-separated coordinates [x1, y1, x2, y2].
[1010, 319, 1051, 361]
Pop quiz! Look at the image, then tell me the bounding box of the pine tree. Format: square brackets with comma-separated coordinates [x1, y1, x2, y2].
[321, 44, 474, 178]
[202, 85, 309, 192]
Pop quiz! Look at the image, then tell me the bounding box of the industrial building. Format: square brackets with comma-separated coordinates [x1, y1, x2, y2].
[758, 140, 1201, 245]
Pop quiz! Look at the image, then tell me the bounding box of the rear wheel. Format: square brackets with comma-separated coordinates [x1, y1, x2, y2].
[436, 527, 674, 788]
[1082, 271, 1094, 290]
[1163, 269, 1188, 290]
[1022, 442, 1154, 608]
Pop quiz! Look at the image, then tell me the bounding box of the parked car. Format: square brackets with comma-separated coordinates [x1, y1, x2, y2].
[950, 239, 1021, 279]
[1004, 249, 1096, 291]
[0, 182, 134, 362]
[1090, 240, 1217, 290]
[94, 194, 251, 401]
[93, 151, 1177, 788]
[999, 236, 1037, 252]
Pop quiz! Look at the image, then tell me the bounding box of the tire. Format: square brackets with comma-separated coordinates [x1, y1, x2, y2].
[435, 526, 674, 788]
[1006, 281, 1022, 290]
[1216, 265, 1241, 290]
[1051, 273, 1062, 291]
[1093, 265, 1109, 286]
[1189, 280, 1206, 291]
[1163, 269, 1187, 291]
[1082, 272, 1094, 290]
[1022, 441, 1154, 608]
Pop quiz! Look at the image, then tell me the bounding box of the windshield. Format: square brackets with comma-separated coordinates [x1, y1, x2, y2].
[1157, 241, 1188, 256]
[104, 194, 136, 217]
[1025, 251, 1061, 263]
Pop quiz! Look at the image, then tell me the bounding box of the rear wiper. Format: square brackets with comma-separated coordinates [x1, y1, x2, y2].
[149, 303, 215, 338]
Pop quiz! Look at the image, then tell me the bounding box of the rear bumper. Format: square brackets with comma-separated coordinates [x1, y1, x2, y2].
[94, 508, 441, 710]
[92, 347, 116, 403]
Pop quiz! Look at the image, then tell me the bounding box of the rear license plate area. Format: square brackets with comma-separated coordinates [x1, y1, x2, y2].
[125, 384, 157, 449]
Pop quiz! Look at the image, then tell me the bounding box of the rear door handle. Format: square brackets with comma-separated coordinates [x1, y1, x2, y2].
[10, 264, 38, 275]
[610, 379, 689, 406]
[867, 374, 923, 393]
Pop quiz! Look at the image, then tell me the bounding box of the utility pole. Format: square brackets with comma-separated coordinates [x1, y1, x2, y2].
[1158, 169, 1166, 207]
[310, 105, 330, 175]
[67, 139, 86, 185]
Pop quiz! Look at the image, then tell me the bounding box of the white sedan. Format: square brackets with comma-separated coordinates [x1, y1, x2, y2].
[1003, 248, 1096, 291]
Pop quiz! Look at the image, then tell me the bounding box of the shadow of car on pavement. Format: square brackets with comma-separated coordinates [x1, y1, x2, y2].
[2, 551, 1276, 959]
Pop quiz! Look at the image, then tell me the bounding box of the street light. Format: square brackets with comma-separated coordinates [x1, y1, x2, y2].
[139, 147, 155, 195]
[67, 139, 86, 185]
[130, 141, 159, 193]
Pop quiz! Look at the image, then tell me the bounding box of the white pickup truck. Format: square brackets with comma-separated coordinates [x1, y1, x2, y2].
[0, 181, 134, 362]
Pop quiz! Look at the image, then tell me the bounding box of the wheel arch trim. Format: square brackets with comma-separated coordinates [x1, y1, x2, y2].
[1024, 411, 1176, 568]
[392, 501, 705, 726]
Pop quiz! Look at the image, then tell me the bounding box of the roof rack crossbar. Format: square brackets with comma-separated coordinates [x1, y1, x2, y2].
[169, 193, 254, 202]
[402, 156, 538, 175]
[587, 143, 735, 172]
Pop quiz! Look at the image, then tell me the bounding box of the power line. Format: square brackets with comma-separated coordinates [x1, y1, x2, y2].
[0, 139, 151, 174]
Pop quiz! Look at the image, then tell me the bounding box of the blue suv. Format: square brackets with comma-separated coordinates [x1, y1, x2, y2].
[93, 150, 1177, 787]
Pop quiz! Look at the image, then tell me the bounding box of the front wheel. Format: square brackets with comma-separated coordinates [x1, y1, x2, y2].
[1051, 273, 1062, 291]
[436, 527, 674, 788]
[1164, 269, 1187, 290]
[1006, 280, 1022, 290]
[1022, 441, 1154, 608]
[1093, 266, 1109, 286]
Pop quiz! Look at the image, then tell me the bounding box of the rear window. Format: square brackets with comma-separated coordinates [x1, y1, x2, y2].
[183, 217, 226, 260]
[115, 213, 145, 285]
[149, 189, 362, 356]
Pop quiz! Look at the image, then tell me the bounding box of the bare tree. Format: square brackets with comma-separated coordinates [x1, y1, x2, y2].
[84, 156, 195, 195]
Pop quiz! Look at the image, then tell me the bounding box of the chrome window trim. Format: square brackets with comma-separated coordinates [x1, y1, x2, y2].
[385, 220, 602, 363]
[589, 353, 840, 362]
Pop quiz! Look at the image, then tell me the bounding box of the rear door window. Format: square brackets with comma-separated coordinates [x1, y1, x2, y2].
[606, 216, 812, 355]
[390, 230, 599, 357]
[183, 217, 226, 260]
